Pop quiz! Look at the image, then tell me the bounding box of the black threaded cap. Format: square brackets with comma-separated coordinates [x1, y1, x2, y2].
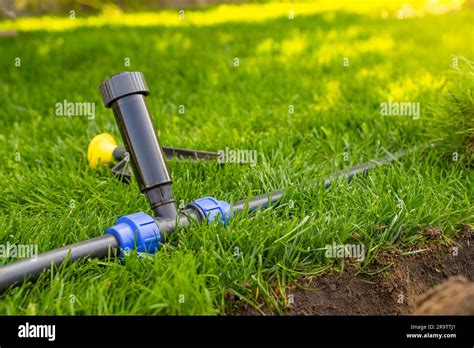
[100, 71, 149, 108]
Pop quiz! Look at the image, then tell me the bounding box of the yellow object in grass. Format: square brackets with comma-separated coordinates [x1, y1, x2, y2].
[87, 133, 118, 169]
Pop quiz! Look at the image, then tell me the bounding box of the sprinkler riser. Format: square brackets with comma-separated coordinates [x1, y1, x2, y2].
[100, 72, 178, 219]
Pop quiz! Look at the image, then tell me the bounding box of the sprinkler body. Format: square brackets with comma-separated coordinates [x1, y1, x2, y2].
[100, 72, 178, 219]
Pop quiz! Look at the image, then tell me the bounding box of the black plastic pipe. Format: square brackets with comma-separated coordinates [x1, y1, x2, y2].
[113, 146, 219, 162]
[100, 72, 178, 219]
[320, 148, 408, 188]
[231, 148, 410, 212]
[0, 235, 119, 292]
[232, 190, 285, 213]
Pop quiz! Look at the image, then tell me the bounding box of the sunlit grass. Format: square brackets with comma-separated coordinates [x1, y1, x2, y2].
[0, 0, 467, 32]
[384, 73, 445, 100]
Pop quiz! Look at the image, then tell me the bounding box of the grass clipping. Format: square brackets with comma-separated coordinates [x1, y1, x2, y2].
[427, 57, 474, 166]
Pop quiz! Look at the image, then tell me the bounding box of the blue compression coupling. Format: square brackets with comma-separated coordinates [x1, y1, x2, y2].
[105, 197, 229, 256]
[105, 212, 161, 256]
[187, 196, 231, 224]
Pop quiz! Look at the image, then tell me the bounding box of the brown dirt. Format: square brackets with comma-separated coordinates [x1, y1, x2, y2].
[234, 226, 473, 315]
[287, 228, 473, 315]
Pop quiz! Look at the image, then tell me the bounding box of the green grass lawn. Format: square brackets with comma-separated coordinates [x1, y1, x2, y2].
[0, 2, 472, 315]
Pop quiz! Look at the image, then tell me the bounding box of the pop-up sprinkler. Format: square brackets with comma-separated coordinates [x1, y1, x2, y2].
[100, 71, 180, 218]
[0, 72, 414, 292]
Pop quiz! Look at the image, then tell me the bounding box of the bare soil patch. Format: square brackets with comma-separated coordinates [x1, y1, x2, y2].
[234, 226, 473, 315]
[287, 227, 473, 315]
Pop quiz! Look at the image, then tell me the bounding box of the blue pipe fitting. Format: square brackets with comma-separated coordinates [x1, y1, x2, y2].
[105, 197, 229, 256]
[187, 196, 231, 224]
[105, 212, 161, 256]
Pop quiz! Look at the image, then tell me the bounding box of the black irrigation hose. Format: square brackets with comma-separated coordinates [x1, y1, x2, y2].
[0, 235, 119, 292]
[232, 190, 285, 213]
[232, 147, 412, 213]
[113, 146, 219, 161]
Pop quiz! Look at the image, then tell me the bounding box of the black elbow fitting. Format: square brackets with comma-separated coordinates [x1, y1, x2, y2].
[100, 72, 178, 219]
